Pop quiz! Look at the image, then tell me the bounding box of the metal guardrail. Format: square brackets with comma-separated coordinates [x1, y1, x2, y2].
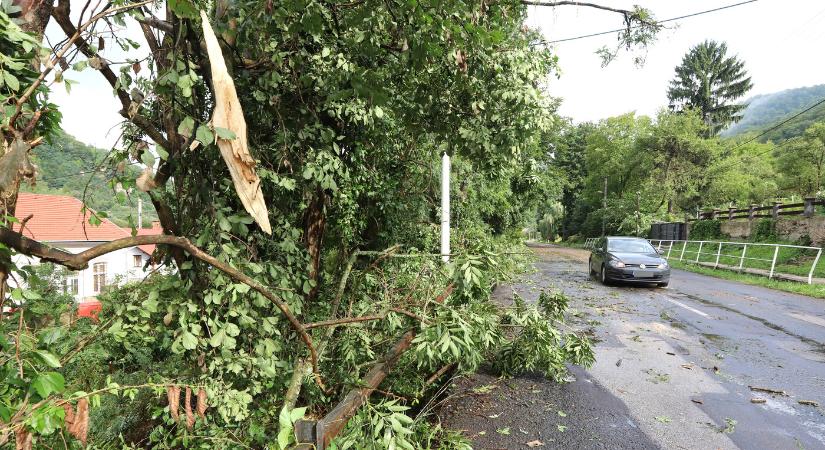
[648, 239, 823, 284]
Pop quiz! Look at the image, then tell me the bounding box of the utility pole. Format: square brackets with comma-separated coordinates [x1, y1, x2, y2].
[440, 152, 451, 262]
[602, 177, 607, 237]
[138, 197, 143, 228]
[635, 191, 641, 236]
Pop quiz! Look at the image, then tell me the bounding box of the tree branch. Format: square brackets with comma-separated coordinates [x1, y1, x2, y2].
[523, 1, 630, 15]
[0, 228, 326, 390]
[49, 0, 173, 150]
[136, 16, 173, 33]
[521, 1, 656, 26]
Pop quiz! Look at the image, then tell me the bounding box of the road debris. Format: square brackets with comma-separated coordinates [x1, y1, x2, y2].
[526, 440, 545, 447]
[798, 400, 819, 407]
[750, 398, 767, 404]
[748, 386, 787, 396]
[691, 398, 704, 405]
[721, 417, 737, 434]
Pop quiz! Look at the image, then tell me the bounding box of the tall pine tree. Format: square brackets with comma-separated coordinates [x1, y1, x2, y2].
[667, 40, 753, 136]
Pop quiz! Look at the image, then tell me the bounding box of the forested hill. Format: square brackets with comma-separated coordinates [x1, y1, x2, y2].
[22, 130, 157, 227]
[722, 84, 825, 140]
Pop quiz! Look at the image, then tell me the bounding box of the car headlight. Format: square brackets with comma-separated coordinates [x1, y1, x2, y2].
[658, 262, 668, 269]
[609, 260, 626, 268]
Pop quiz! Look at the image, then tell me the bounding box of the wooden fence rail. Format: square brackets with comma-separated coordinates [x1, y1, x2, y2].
[689, 197, 824, 222]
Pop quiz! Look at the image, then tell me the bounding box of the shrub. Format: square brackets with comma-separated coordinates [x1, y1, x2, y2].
[752, 219, 777, 242]
[689, 220, 724, 240]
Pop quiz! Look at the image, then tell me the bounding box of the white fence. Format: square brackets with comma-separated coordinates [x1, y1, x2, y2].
[583, 237, 598, 249]
[648, 239, 822, 284]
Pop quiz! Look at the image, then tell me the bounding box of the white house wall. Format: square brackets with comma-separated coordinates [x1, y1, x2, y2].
[11, 241, 156, 302]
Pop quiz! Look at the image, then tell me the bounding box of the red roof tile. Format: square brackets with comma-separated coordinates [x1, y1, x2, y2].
[13, 193, 162, 255]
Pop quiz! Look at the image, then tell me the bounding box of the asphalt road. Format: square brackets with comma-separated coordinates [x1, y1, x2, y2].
[439, 244, 825, 449]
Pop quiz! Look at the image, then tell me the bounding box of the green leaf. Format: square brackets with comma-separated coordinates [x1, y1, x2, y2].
[196, 125, 214, 144]
[22, 289, 41, 300]
[181, 331, 198, 350]
[168, 0, 198, 19]
[209, 328, 226, 347]
[374, 106, 384, 118]
[215, 127, 237, 140]
[33, 350, 62, 368]
[289, 406, 307, 423]
[279, 406, 292, 429]
[31, 372, 65, 398]
[178, 117, 195, 136]
[4, 72, 19, 91]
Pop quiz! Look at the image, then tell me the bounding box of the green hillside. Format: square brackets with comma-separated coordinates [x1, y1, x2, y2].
[22, 131, 158, 227]
[722, 84, 825, 141]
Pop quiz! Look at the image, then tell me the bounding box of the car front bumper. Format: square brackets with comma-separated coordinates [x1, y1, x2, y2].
[605, 266, 670, 283]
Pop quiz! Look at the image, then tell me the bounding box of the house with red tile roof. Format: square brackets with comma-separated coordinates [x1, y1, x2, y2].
[11, 192, 162, 302]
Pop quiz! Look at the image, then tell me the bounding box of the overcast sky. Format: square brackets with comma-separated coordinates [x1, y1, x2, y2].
[49, 0, 825, 147]
[526, 0, 825, 122]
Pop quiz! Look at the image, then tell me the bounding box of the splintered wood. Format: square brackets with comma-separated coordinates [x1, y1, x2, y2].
[200, 10, 271, 234]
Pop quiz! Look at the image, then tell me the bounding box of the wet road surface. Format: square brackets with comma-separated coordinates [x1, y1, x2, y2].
[439, 245, 825, 449]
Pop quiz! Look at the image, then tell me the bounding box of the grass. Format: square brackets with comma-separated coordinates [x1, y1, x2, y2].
[669, 260, 825, 299]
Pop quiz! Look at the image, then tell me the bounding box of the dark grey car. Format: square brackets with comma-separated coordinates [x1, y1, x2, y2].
[588, 237, 671, 287]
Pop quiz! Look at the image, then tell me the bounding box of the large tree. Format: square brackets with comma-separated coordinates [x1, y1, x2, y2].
[0, 1, 661, 447]
[667, 40, 753, 136]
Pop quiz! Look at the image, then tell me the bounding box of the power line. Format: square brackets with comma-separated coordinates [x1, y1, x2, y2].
[540, 0, 759, 44]
[713, 96, 825, 172]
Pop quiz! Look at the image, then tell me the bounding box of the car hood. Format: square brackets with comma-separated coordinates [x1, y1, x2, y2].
[608, 252, 665, 265]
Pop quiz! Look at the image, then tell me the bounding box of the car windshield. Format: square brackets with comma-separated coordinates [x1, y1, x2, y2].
[607, 239, 655, 253]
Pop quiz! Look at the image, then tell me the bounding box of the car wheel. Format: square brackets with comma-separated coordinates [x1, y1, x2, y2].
[658, 281, 669, 288]
[600, 264, 609, 285]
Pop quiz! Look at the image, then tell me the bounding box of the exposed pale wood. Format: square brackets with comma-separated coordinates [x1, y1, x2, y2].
[200, 11, 271, 234]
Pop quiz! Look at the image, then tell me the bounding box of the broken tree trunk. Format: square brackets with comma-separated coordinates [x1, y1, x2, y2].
[200, 10, 271, 234]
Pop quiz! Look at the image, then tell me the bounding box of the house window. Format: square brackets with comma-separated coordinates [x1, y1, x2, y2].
[133, 255, 143, 268]
[63, 277, 78, 295]
[93, 262, 107, 293]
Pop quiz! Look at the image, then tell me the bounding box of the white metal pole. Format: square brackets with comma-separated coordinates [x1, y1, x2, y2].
[138, 197, 143, 228]
[808, 248, 822, 284]
[739, 245, 747, 272]
[440, 152, 451, 263]
[769, 246, 779, 279]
